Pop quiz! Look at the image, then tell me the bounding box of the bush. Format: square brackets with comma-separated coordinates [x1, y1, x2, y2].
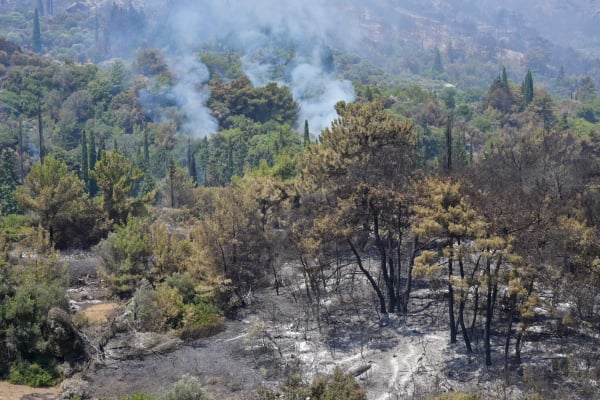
[178, 301, 224, 340]
[257, 368, 367, 400]
[8, 361, 59, 387]
[427, 394, 479, 400]
[159, 374, 210, 400]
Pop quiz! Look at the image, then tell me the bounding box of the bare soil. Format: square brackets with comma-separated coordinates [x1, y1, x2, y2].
[0, 382, 60, 400]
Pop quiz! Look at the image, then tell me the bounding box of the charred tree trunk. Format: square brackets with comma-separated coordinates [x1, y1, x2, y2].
[371, 203, 396, 313]
[349, 240, 387, 316]
[457, 249, 473, 353]
[448, 249, 457, 344]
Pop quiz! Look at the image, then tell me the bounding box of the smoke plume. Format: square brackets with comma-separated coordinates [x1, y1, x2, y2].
[146, 0, 359, 136]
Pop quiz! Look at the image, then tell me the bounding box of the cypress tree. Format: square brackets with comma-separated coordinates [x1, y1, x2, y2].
[432, 47, 444, 74]
[303, 119, 310, 146]
[0, 148, 20, 214]
[523, 69, 534, 106]
[37, 0, 44, 16]
[168, 157, 176, 208]
[81, 131, 89, 192]
[97, 137, 106, 162]
[501, 67, 508, 88]
[32, 8, 42, 54]
[88, 130, 98, 196]
[143, 129, 150, 169]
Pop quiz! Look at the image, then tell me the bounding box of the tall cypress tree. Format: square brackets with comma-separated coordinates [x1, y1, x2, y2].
[81, 131, 89, 192]
[501, 67, 508, 88]
[32, 8, 42, 54]
[0, 148, 20, 214]
[36, 0, 44, 15]
[303, 119, 310, 146]
[88, 130, 98, 196]
[143, 129, 150, 169]
[432, 47, 444, 74]
[523, 69, 534, 106]
[97, 137, 106, 162]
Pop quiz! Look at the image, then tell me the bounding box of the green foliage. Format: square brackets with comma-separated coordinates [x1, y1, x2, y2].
[427, 394, 479, 400]
[0, 281, 69, 377]
[118, 394, 156, 400]
[8, 361, 59, 387]
[32, 8, 41, 54]
[523, 69, 534, 106]
[91, 150, 147, 225]
[98, 216, 151, 296]
[257, 368, 367, 400]
[14, 155, 91, 247]
[159, 374, 210, 400]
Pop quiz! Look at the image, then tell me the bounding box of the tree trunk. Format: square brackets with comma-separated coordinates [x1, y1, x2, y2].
[371, 205, 396, 313]
[484, 258, 493, 366]
[349, 240, 387, 315]
[18, 118, 24, 183]
[504, 295, 516, 383]
[457, 250, 472, 353]
[401, 235, 418, 314]
[448, 250, 457, 344]
[38, 104, 44, 162]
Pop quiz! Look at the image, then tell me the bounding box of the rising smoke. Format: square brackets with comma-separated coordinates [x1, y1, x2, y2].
[146, 0, 359, 136]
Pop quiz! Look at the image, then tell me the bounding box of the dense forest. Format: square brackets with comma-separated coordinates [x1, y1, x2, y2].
[1, 1, 600, 399]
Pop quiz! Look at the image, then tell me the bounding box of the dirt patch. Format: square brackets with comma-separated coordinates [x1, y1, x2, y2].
[0, 382, 60, 400]
[78, 302, 120, 325]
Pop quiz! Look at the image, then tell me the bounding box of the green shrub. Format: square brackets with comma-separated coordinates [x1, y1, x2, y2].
[427, 394, 479, 400]
[118, 393, 157, 400]
[178, 301, 224, 340]
[8, 361, 59, 387]
[257, 368, 367, 400]
[159, 374, 210, 400]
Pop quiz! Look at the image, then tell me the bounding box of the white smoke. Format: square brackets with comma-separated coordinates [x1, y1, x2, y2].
[155, 0, 360, 136]
[291, 63, 355, 134]
[169, 55, 218, 137]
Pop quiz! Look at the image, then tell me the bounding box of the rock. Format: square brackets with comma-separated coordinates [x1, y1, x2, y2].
[45, 307, 87, 361]
[103, 331, 183, 360]
[347, 364, 372, 377]
[60, 375, 89, 400]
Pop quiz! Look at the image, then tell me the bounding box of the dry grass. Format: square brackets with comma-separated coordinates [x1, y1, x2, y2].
[78, 302, 120, 325]
[0, 381, 60, 400]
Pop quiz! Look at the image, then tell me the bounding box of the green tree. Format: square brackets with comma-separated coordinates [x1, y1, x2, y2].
[432, 47, 444, 75]
[299, 101, 418, 316]
[303, 119, 310, 146]
[15, 155, 88, 245]
[80, 131, 89, 192]
[501, 66, 508, 88]
[523, 69, 534, 106]
[88, 130, 98, 196]
[0, 149, 20, 215]
[90, 150, 146, 225]
[32, 8, 41, 54]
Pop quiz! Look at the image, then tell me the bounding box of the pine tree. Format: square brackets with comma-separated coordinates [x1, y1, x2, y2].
[303, 119, 310, 146]
[523, 70, 534, 106]
[32, 8, 42, 54]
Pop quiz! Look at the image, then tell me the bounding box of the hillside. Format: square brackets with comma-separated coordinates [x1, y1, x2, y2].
[0, 1, 600, 400]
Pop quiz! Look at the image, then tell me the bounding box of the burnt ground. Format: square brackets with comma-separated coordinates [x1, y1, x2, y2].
[53, 254, 600, 400]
